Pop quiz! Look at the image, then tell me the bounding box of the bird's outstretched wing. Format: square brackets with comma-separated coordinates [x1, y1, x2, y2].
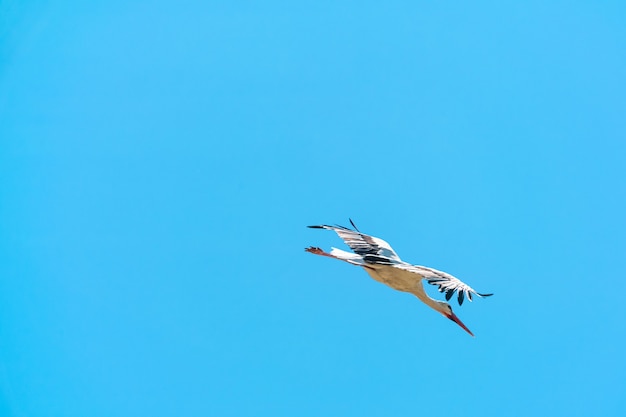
[395, 264, 493, 306]
[307, 220, 402, 263]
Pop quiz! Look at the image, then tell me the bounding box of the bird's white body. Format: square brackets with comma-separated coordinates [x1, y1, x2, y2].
[364, 264, 434, 303]
[307, 222, 493, 336]
[330, 247, 444, 314]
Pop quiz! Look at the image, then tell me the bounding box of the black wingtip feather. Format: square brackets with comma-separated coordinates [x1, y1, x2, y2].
[307, 225, 324, 229]
[445, 289, 454, 301]
[349, 218, 360, 232]
[478, 293, 494, 297]
[458, 291, 465, 306]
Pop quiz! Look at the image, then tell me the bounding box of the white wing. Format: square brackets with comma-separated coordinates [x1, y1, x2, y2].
[307, 222, 402, 263]
[394, 263, 493, 306]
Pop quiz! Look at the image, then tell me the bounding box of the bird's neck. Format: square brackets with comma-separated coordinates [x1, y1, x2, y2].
[411, 285, 446, 315]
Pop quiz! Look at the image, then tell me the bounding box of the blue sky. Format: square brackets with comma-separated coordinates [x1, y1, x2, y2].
[1, 1, 625, 416]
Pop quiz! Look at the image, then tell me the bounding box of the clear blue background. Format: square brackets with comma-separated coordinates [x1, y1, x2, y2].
[1, 1, 625, 416]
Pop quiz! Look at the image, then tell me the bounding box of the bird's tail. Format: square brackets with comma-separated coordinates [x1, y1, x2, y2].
[329, 247, 365, 266]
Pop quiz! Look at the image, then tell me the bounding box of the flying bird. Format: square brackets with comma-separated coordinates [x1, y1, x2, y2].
[305, 220, 492, 336]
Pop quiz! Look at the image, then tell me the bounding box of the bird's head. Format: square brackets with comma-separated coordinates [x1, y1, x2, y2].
[437, 301, 474, 337]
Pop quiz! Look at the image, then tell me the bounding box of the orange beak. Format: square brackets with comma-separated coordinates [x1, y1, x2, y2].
[445, 311, 474, 337]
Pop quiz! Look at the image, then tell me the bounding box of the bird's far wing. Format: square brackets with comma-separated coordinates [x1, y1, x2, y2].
[394, 264, 493, 306]
[307, 222, 402, 262]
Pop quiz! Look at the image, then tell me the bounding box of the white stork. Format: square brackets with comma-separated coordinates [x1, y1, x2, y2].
[305, 220, 492, 336]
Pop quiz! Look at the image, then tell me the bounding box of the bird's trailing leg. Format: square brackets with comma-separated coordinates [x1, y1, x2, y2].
[305, 246, 374, 269]
[305, 246, 335, 259]
[305, 246, 357, 264]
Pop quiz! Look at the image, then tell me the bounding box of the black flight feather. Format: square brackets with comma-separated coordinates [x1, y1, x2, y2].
[458, 291, 465, 306]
